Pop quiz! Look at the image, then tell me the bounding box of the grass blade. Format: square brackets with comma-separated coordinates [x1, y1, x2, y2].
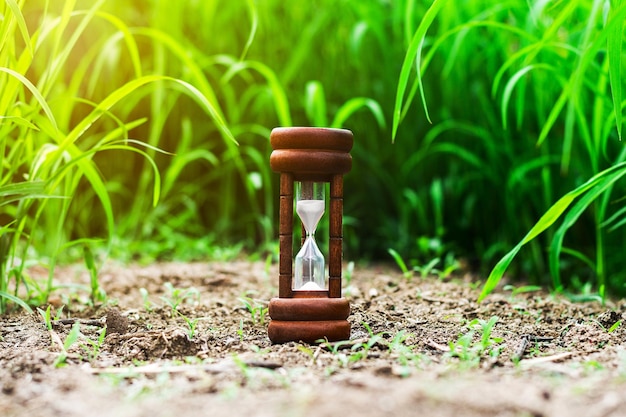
[606, 0, 624, 139]
[0, 67, 58, 131]
[331, 97, 386, 129]
[305, 80, 328, 127]
[240, 0, 258, 61]
[501, 64, 553, 130]
[0, 291, 33, 313]
[548, 186, 606, 292]
[392, 0, 448, 141]
[5, 0, 33, 58]
[479, 161, 626, 301]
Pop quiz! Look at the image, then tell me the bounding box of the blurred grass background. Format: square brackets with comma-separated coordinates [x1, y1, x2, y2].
[1, 0, 625, 310]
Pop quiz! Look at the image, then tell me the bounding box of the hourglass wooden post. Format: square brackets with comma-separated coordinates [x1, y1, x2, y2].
[268, 127, 353, 344]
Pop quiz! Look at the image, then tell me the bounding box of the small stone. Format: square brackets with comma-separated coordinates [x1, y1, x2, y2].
[368, 288, 379, 298]
[106, 308, 129, 335]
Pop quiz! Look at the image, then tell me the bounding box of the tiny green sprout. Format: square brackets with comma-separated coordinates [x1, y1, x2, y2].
[388, 331, 417, 375]
[448, 316, 502, 367]
[608, 320, 622, 333]
[37, 305, 53, 330]
[180, 314, 199, 339]
[413, 257, 441, 278]
[322, 341, 350, 368]
[437, 252, 461, 278]
[388, 248, 412, 279]
[54, 305, 65, 321]
[139, 287, 153, 312]
[84, 246, 106, 305]
[161, 282, 200, 312]
[237, 318, 245, 342]
[239, 296, 269, 325]
[297, 345, 316, 362]
[362, 321, 374, 337]
[503, 284, 542, 297]
[80, 327, 106, 362]
[54, 322, 81, 368]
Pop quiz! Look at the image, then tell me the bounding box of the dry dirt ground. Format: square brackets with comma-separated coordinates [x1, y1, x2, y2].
[2, 260, 626, 417]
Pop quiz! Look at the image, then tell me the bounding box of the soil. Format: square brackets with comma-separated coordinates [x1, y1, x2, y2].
[2, 260, 626, 417]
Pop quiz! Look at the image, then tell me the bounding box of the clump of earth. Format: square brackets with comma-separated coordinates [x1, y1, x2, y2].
[2, 261, 626, 417]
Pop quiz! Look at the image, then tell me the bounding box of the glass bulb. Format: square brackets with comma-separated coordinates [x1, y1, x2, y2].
[294, 181, 326, 290]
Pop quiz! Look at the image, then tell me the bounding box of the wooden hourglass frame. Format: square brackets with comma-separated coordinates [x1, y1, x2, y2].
[267, 127, 353, 344]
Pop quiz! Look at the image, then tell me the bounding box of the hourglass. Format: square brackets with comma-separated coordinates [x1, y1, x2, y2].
[267, 127, 353, 344]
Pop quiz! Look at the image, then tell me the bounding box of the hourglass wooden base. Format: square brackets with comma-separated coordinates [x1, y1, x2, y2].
[267, 297, 350, 344]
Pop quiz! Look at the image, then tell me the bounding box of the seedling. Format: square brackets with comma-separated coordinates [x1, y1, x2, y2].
[388, 248, 412, 279]
[239, 296, 268, 325]
[54, 322, 81, 368]
[608, 321, 622, 333]
[436, 253, 461, 279]
[160, 282, 199, 312]
[139, 287, 154, 312]
[319, 328, 390, 370]
[237, 318, 245, 342]
[37, 305, 53, 330]
[181, 314, 199, 339]
[387, 331, 420, 376]
[413, 257, 442, 278]
[80, 327, 107, 362]
[503, 284, 542, 299]
[297, 345, 316, 363]
[158, 283, 201, 339]
[448, 316, 502, 367]
[389, 248, 459, 280]
[318, 339, 351, 368]
[84, 245, 106, 305]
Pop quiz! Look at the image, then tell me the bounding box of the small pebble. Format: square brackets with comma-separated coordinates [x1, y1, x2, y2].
[106, 308, 129, 335]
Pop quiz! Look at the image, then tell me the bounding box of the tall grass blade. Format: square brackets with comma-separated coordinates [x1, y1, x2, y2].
[607, 0, 624, 139]
[305, 80, 328, 127]
[5, 0, 33, 57]
[331, 97, 386, 129]
[0, 181, 46, 203]
[221, 59, 292, 127]
[0, 67, 58, 131]
[64, 75, 236, 149]
[0, 291, 33, 313]
[548, 185, 608, 292]
[392, 0, 448, 141]
[240, 0, 258, 61]
[501, 65, 552, 130]
[479, 162, 626, 301]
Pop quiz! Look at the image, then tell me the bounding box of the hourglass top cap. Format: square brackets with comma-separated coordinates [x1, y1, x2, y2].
[270, 127, 353, 175]
[270, 127, 353, 152]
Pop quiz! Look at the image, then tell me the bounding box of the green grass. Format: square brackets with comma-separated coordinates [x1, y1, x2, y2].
[0, 1, 236, 312]
[1, 0, 626, 312]
[392, 0, 626, 299]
